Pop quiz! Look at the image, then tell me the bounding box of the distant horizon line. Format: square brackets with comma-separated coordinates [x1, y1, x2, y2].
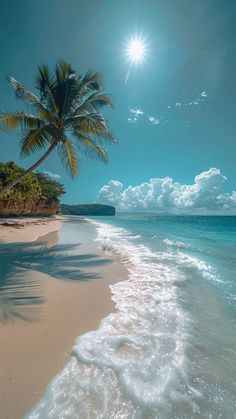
[60, 203, 236, 216]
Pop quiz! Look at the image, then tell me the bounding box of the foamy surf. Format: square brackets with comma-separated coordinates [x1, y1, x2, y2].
[26, 216, 236, 418]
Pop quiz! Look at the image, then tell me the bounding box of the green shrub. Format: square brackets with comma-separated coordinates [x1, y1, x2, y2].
[0, 161, 65, 203]
[36, 173, 65, 202]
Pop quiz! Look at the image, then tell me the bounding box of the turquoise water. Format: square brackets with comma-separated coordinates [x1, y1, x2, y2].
[28, 215, 236, 418]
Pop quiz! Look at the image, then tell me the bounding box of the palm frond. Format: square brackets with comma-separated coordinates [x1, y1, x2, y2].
[20, 124, 62, 157]
[35, 65, 55, 94]
[71, 91, 112, 115]
[35, 65, 58, 115]
[20, 125, 53, 156]
[88, 93, 113, 110]
[73, 131, 108, 163]
[0, 112, 21, 130]
[79, 71, 102, 91]
[58, 138, 78, 177]
[65, 113, 115, 143]
[8, 77, 54, 122]
[61, 75, 81, 117]
[55, 60, 75, 81]
[44, 86, 58, 115]
[69, 71, 102, 113]
[0, 112, 44, 131]
[8, 76, 40, 104]
[49, 68, 79, 117]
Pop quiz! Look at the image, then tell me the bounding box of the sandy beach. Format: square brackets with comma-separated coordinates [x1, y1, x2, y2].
[0, 216, 127, 419]
[0, 216, 63, 243]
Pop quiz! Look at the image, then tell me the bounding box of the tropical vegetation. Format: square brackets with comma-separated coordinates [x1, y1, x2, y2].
[0, 60, 114, 196]
[0, 161, 65, 204]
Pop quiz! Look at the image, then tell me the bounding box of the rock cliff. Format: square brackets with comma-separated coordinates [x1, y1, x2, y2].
[0, 198, 59, 216]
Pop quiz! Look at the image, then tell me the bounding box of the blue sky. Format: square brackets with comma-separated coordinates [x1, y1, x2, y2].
[0, 0, 236, 209]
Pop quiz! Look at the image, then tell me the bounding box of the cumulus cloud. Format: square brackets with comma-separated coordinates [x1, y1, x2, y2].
[97, 180, 123, 206]
[97, 168, 236, 212]
[43, 170, 61, 180]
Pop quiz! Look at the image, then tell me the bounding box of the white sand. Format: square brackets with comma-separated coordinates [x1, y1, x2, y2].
[0, 217, 127, 419]
[0, 216, 63, 243]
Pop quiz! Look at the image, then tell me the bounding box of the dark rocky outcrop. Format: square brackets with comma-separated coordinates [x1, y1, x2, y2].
[61, 203, 115, 216]
[0, 198, 59, 217]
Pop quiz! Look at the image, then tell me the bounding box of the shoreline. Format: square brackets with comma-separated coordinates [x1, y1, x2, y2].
[0, 216, 128, 419]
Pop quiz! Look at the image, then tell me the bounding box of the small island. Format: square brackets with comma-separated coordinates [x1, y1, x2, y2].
[61, 203, 115, 216]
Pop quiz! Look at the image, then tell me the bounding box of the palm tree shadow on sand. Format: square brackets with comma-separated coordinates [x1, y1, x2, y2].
[0, 241, 110, 323]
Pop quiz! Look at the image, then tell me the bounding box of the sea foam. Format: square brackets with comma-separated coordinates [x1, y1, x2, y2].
[26, 220, 226, 418]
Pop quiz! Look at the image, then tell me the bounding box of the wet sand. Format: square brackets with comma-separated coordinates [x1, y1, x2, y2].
[0, 217, 127, 419]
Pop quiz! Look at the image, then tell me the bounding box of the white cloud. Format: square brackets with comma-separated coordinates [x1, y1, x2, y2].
[97, 168, 236, 212]
[97, 180, 123, 206]
[128, 118, 136, 124]
[128, 91, 208, 126]
[130, 108, 144, 116]
[148, 116, 160, 125]
[175, 92, 208, 108]
[43, 170, 61, 180]
[128, 108, 161, 126]
[128, 108, 144, 123]
[216, 191, 236, 210]
[128, 108, 144, 124]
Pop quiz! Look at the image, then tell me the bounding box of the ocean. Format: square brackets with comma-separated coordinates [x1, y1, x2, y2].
[27, 214, 236, 418]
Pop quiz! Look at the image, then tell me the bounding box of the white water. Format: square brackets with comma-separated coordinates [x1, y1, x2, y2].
[26, 220, 234, 418]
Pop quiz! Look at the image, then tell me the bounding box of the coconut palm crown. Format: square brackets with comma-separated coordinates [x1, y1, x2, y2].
[0, 60, 115, 195]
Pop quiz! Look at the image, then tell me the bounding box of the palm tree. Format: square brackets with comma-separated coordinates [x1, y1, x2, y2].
[0, 60, 115, 195]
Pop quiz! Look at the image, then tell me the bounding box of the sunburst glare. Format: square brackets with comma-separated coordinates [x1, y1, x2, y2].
[125, 36, 147, 64]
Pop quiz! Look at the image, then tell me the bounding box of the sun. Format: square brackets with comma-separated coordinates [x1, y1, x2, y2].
[126, 37, 146, 64]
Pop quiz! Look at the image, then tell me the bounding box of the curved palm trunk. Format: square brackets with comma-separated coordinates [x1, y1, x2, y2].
[0, 143, 57, 196]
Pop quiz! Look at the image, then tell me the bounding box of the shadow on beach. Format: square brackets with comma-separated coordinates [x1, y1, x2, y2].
[0, 241, 110, 323]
